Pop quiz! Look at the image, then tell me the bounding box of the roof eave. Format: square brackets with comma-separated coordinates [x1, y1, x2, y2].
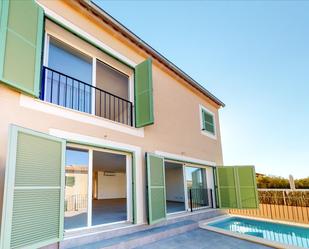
[78, 0, 225, 107]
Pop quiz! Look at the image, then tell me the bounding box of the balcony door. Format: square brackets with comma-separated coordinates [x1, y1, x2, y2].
[95, 60, 132, 125]
[45, 38, 93, 113]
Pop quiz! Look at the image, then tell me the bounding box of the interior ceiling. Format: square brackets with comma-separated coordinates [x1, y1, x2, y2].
[93, 151, 126, 172]
[165, 161, 183, 169]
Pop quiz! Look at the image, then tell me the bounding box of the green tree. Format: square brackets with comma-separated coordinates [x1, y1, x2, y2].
[295, 177, 309, 189]
[257, 175, 289, 189]
[257, 175, 309, 189]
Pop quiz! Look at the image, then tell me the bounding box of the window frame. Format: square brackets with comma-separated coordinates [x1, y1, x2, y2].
[43, 32, 134, 121]
[199, 104, 217, 140]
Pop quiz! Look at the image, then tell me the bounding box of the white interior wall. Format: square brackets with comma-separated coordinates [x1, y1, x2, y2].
[97, 171, 126, 199]
[165, 166, 185, 202]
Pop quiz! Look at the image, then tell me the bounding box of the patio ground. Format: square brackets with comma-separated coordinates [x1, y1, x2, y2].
[136, 228, 273, 249]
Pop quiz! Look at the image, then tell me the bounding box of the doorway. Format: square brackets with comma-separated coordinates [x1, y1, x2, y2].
[64, 146, 132, 230]
[92, 150, 127, 226]
[164, 161, 186, 213]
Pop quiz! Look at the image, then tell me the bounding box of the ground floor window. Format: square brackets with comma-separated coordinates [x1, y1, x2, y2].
[64, 146, 132, 230]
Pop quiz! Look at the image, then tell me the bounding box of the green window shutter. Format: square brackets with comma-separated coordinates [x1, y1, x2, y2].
[0, 125, 65, 249]
[146, 153, 166, 224]
[202, 109, 215, 134]
[65, 176, 75, 187]
[0, 0, 44, 97]
[216, 167, 238, 208]
[201, 109, 206, 130]
[237, 166, 259, 208]
[134, 58, 154, 128]
[216, 166, 258, 209]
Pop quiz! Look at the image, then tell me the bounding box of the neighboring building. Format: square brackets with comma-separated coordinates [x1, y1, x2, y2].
[0, 1, 258, 248]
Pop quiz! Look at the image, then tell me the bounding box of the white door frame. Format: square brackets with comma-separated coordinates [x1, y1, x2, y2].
[183, 163, 189, 211]
[183, 165, 211, 210]
[64, 143, 133, 232]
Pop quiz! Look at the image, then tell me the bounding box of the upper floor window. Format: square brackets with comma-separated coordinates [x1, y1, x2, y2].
[96, 60, 129, 100]
[200, 105, 216, 139]
[44, 38, 93, 114]
[95, 60, 130, 122]
[48, 38, 92, 84]
[41, 35, 133, 126]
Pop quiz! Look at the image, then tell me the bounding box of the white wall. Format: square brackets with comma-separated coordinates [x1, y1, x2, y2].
[165, 167, 185, 202]
[97, 171, 126, 199]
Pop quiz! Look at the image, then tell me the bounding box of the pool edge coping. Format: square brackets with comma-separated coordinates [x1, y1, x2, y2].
[199, 214, 306, 249]
[228, 214, 309, 228]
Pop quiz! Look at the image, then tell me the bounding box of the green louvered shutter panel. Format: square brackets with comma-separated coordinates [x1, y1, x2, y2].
[0, 125, 65, 249]
[237, 166, 259, 208]
[216, 167, 238, 208]
[216, 166, 258, 209]
[202, 109, 215, 134]
[201, 109, 206, 130]
[0, 0, 44, 97]
[146, 153, 166, 224]
[134, 58, 154, 128]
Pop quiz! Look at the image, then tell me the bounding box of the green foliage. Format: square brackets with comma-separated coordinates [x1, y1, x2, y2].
[256, 175, 309, 206]
[257, 175, 309, 189]
[258, 190, 309, 207]
[257, 175, 290, 189]
[295, 177, 309, 189]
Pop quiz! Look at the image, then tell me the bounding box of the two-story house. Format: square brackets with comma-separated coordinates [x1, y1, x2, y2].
[0, 0, 258, 248]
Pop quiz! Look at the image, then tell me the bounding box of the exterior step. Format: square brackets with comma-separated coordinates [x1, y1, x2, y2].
[69, 220, 198, 249]
[60, 209, 225, 249]
[60, 223, 148, 249]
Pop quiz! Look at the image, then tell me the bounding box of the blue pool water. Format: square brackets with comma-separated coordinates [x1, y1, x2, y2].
[209, 217, 309, 248]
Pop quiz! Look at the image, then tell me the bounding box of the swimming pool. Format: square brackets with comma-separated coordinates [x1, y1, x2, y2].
[207, 216, 309, 248]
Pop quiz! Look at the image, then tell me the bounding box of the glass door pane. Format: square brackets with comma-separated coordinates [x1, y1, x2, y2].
[47, 38, 92, 113]
[185, 166, 208, 210]
[64, 148, 89, 230]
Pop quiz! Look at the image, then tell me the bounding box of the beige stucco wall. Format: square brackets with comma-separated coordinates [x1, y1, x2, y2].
[0, 0, 223, 226]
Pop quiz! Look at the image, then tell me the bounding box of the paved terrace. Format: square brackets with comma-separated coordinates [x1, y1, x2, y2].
[136, 229, 273, 249]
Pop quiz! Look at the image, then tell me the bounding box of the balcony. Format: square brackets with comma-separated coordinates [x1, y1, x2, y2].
[40, 66, 134, 126]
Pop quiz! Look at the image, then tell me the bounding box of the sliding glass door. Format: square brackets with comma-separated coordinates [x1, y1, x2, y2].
[64, 146, 132, 230]
[64, 148, 89, 230]
[185, 166, 209, 210]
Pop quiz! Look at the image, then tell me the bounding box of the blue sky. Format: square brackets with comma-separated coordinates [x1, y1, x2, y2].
[94, 1, 309, 179]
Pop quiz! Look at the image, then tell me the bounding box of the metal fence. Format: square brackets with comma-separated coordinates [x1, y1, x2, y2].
[65, 194, 88, 212]
[40, 66, 133, 126]
[229, 189, 309, 224]
[188, 188, 213, 212]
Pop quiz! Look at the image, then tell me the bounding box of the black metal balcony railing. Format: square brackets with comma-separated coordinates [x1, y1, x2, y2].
[40, 66, 133, 126]
[188, 188, 213, 212]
